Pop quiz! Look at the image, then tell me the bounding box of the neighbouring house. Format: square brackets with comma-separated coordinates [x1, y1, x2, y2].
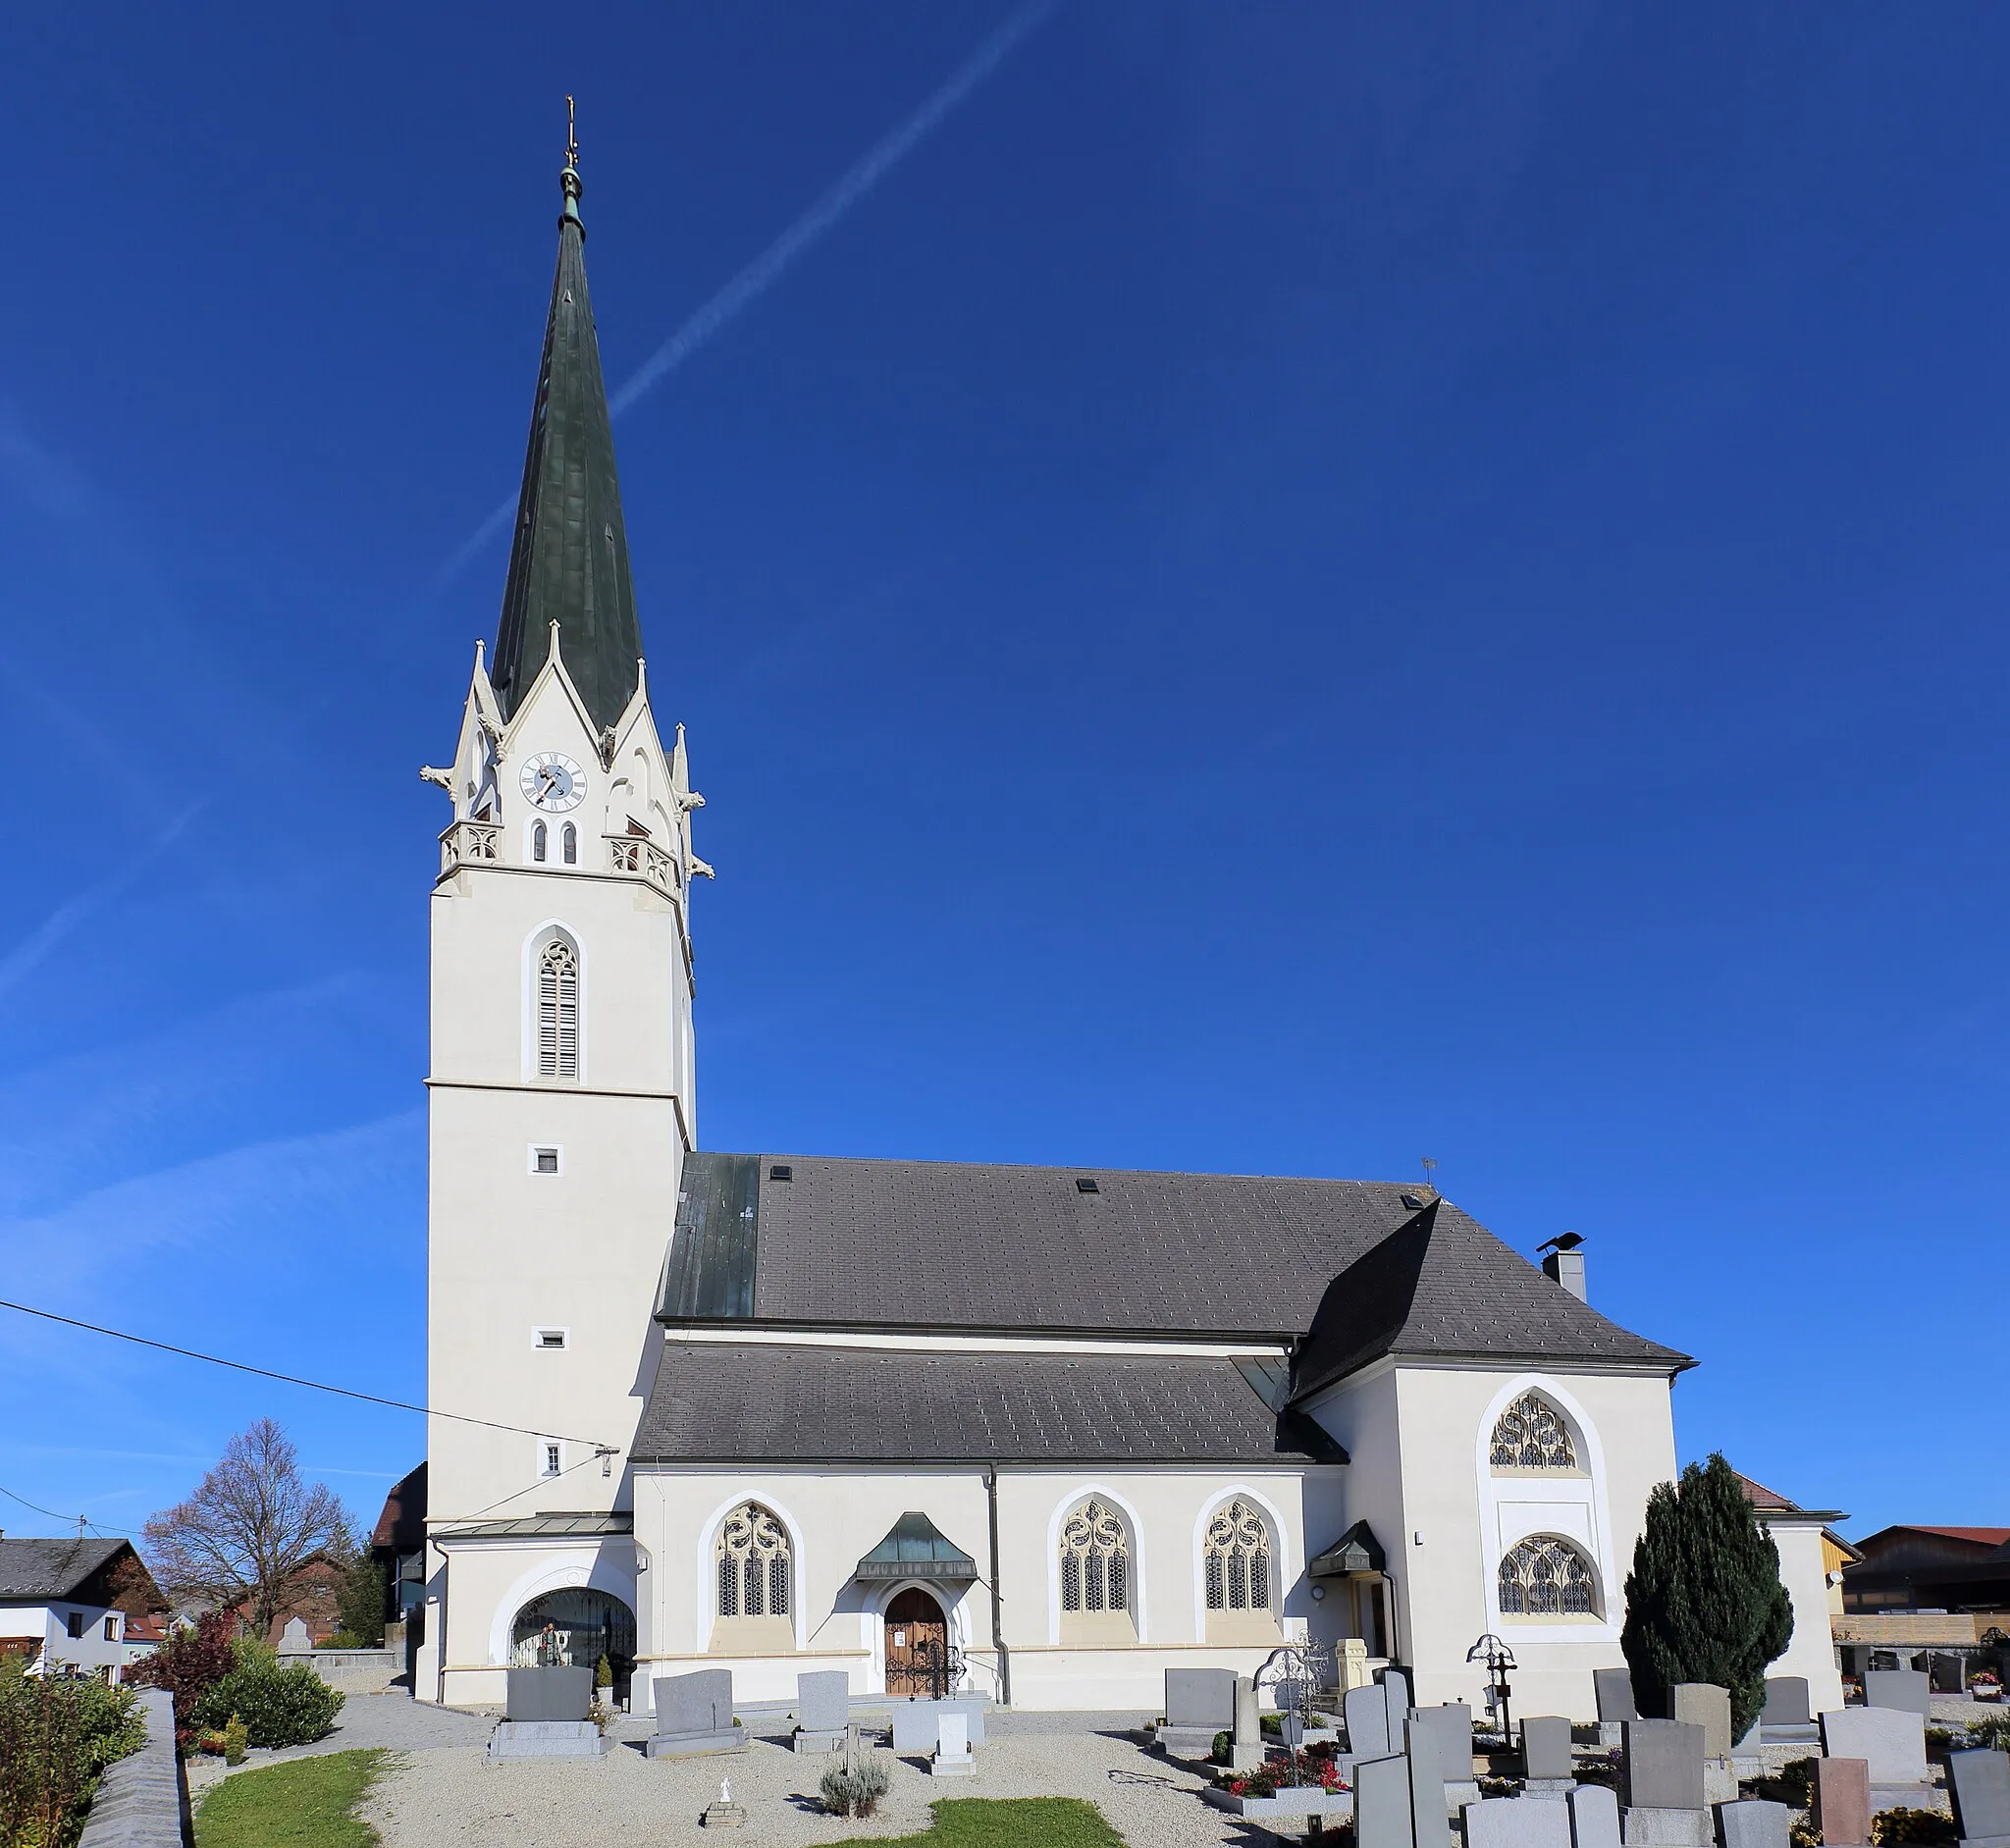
[1732, 1473, 1849, 1713]
[1842, 1526, 2010, 1613]
[0, 1537, 140, 1683]
[217, 1551, 348, 1647]
[119, 1610, 167, 1670]
[370, 1463, 428, 1635]
[409, 136, 1776, 1723]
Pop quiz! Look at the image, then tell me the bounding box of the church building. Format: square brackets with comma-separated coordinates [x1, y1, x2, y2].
[416, 140, 1720, 1721]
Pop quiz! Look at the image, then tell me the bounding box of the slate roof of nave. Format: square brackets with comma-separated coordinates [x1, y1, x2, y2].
[630, 1342, 1347, 1465]
[657, 1153, 1691, 1387]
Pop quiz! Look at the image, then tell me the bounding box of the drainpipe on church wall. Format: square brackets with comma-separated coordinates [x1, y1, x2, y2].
[985, 1463, 1011, 1707]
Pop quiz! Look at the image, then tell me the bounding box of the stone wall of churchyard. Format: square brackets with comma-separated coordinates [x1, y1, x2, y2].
[76, 1687, 184, 1848]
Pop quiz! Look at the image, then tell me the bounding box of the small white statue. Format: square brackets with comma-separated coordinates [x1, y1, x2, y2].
[718, 1777, 732, 1807]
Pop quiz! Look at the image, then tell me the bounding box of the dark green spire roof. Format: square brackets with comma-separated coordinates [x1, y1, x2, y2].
[491, 141, 644, 734]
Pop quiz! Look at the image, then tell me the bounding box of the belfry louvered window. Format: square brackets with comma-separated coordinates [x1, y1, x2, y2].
[1489, 1392, 1578, 1469]
[714, 1503, 790, 1619]
[1059, 1500, 1130, 1615]
[537, 937, 579, 1079]
[1203, 1499, 1272, 1611]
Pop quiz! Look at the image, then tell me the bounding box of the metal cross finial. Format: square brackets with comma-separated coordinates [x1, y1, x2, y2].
[564, 95, 578, 169]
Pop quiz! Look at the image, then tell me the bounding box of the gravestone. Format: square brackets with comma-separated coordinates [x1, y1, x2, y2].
[1356, 1753, 1415, 1848]
[1621, 1718, 1710, 1846]
[1383, 1666, 1415, 1726]
[1820, 1709, 1928, 1788]
[278, 1616, 313, 1656]
[1159, 1666, 1237, 1758]
[1597, 1669, 1640, 1722]
[486, 1716, 611, 1760]
[1524, 1715, 1576, 1786]
[1407, 1704, 1473, 1782]
[647, 1669, 747, 1759]
[1349, 1682, 1395, 1758]
[1571, 1783, 1623, 1848]
[892, 1698, 986, 1755]
[931, 1711, 975, 1778]
[1717, 1801, 1790, 1848]
[1622, 1720, 1707, 1813]
[1761, 1680, 1811, 1729]
[1813, 1759, 1871, 1848]
[1409, 1722, 1452, 1848]
[1863, 1670, 1931, 1719]
[1947, 1748, 2010, 1848]
[1673, 1686, 1733, 1762]
[1464, 1796, 1572, 1848]
[793, 1669, 849, 1754]
[505, 1665, 592, 1722]
[1231, 1676, 1264, 1773]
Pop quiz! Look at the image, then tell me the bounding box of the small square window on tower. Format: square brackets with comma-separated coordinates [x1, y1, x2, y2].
[529, 1145, 561, 1176]
[540, 1441, 563, 1478]
[533, 1327, 569, 1352]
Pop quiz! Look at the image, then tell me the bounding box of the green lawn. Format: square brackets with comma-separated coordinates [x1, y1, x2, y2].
[194, 1748, 388, 1848]
[862, 1797, 1125, 1845]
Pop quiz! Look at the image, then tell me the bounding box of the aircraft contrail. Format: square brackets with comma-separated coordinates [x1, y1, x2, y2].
[438, 0, 1057, 586]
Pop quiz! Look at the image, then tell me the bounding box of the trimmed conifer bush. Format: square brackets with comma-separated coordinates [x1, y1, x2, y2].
[1620, 1452, 1793, 1738]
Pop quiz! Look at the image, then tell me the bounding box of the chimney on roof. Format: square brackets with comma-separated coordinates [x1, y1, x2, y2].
[1539, 1232, 1587, 1302]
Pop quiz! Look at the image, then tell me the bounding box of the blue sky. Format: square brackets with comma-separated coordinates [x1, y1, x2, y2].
[2, 3, 2005, 1548]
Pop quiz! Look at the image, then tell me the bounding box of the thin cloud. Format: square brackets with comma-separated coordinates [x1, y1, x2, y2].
[0, 802, 207, 1000]
[438, 0, 1057, 585]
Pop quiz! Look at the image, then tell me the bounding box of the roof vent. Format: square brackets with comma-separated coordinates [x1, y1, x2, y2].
[768, 1164, 793, 1183]
[1075, 1177, 1100, 1194]
[1399, 1191, 1426, 1210]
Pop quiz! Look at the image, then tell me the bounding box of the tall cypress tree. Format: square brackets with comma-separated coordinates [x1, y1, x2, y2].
[1620, 1452, 1794, 1738]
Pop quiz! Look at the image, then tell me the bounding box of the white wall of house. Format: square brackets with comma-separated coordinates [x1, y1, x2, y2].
[1, 1603, 126, 1681]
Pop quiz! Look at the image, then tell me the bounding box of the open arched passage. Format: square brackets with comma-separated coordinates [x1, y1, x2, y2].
[510, 1587, 636, 1701]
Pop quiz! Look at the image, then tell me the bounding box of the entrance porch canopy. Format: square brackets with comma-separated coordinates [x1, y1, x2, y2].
[856, 1512, 978, 1582]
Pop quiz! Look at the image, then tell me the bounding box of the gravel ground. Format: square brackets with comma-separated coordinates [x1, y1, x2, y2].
[362, 1724, 1295, 1847]
[183, 1690, 493, 1799]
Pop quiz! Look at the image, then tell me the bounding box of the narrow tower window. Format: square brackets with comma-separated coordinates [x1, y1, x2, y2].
[562, 822, 577, 865]
[537, 938, 579, 1080]
[532, 820, 548, 864]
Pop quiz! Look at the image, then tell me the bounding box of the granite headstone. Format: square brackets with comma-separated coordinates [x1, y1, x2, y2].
[1356, 1753, 1415, 1848]
[1622, 1720, 1707, 1813]
[1350, 1682, 1395, 1758]
[1761, 1680, 1810, 1728]
[1717, 1801, 1790, 1848]
[931, 1711, 975, 1777]
[1820, 1709, 1928, 1788]
[1408, 1704, 1473, 1782]
[1464, 1796, 1573, 1848]
[1571, 1783, 1623, 1848]
[1947, 1748, 2010, 1848]
[647, 1669, 747, 1759]
[1597, 1669, 1640, 1723]
[1524, 1716, 1575, 1784]
[794, 1669, 849, 1753]
[1672, 1686, 1732, 1762]
[1410, 1723, 1452, 1848]
[506, 1665, 592, 1722]
[278, 1616, 313, 1656]
[1813, 1758, 1871, 1848]
[1864, 1670, 1931, 1719]
[892, 1698, 987, 1755]
[1160, 1667, 1237, 1758]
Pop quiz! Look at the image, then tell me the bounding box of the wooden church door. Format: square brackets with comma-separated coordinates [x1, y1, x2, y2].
[883, 1587, 949, 1697]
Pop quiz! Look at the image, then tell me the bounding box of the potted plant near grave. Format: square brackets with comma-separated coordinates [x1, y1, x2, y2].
[1969, 1670, 2002, 1703]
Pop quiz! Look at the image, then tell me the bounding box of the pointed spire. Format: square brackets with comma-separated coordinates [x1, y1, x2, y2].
[490, 100, 645, 735]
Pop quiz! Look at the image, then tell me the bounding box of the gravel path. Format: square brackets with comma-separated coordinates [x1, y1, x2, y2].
[183, 1690, 493, 1799]
[363, 1724, 1291, 1847]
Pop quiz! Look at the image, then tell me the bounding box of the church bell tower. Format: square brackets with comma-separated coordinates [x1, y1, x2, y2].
[420, 116, 704, 1596]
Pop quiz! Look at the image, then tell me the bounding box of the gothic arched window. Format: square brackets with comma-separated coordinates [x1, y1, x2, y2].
[1204, 1499, 1273, 1615]
[532, 820, 548, 864]
[1489, 1392, 1578, 1470]
[714, 1503, 791, 1620]
[561, 822, 577, 865]
[1497, 1535, 1599, 1617]
[537, 937, 579, 1080]
[1058, 1499, 1132, 1630]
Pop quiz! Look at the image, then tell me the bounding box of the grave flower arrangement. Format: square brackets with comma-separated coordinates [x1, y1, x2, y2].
[1210, 1747, 1349, 1798]
[1969, 1670, 2001, 1701]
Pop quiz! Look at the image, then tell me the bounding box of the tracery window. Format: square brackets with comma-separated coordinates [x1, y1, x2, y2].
[1059, 1500, 1130, 1615]
[1497, 1535, 1597, 1617]
[537, 937, 579, 1080]
[1489, 1392, 1578, 1469]
[714, 1503, 791, 1620]
[1203, 1499, 1272, 1612]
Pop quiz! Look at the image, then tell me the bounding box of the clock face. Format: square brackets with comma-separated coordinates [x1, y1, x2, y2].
[519, 752, 585, 813]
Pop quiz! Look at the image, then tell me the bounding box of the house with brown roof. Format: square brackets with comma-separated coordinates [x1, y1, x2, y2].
[1842, 1525, 2010, 1614]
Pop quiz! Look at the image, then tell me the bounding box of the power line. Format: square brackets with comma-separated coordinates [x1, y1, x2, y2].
[0, 1297, 614, 1452]
[0, 1482, 135, 1539]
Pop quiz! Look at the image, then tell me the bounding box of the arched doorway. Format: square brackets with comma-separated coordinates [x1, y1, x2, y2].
[883, 1587, 951, 1697]
[510, 1588, 636, 1703]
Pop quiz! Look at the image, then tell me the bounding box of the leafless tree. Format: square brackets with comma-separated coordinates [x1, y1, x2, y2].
[104, 1551, 165, 1619]
[143, 1418, 353, 1635]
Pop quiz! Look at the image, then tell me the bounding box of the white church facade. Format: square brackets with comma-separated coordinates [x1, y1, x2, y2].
[412, 141, 1785, 1721]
